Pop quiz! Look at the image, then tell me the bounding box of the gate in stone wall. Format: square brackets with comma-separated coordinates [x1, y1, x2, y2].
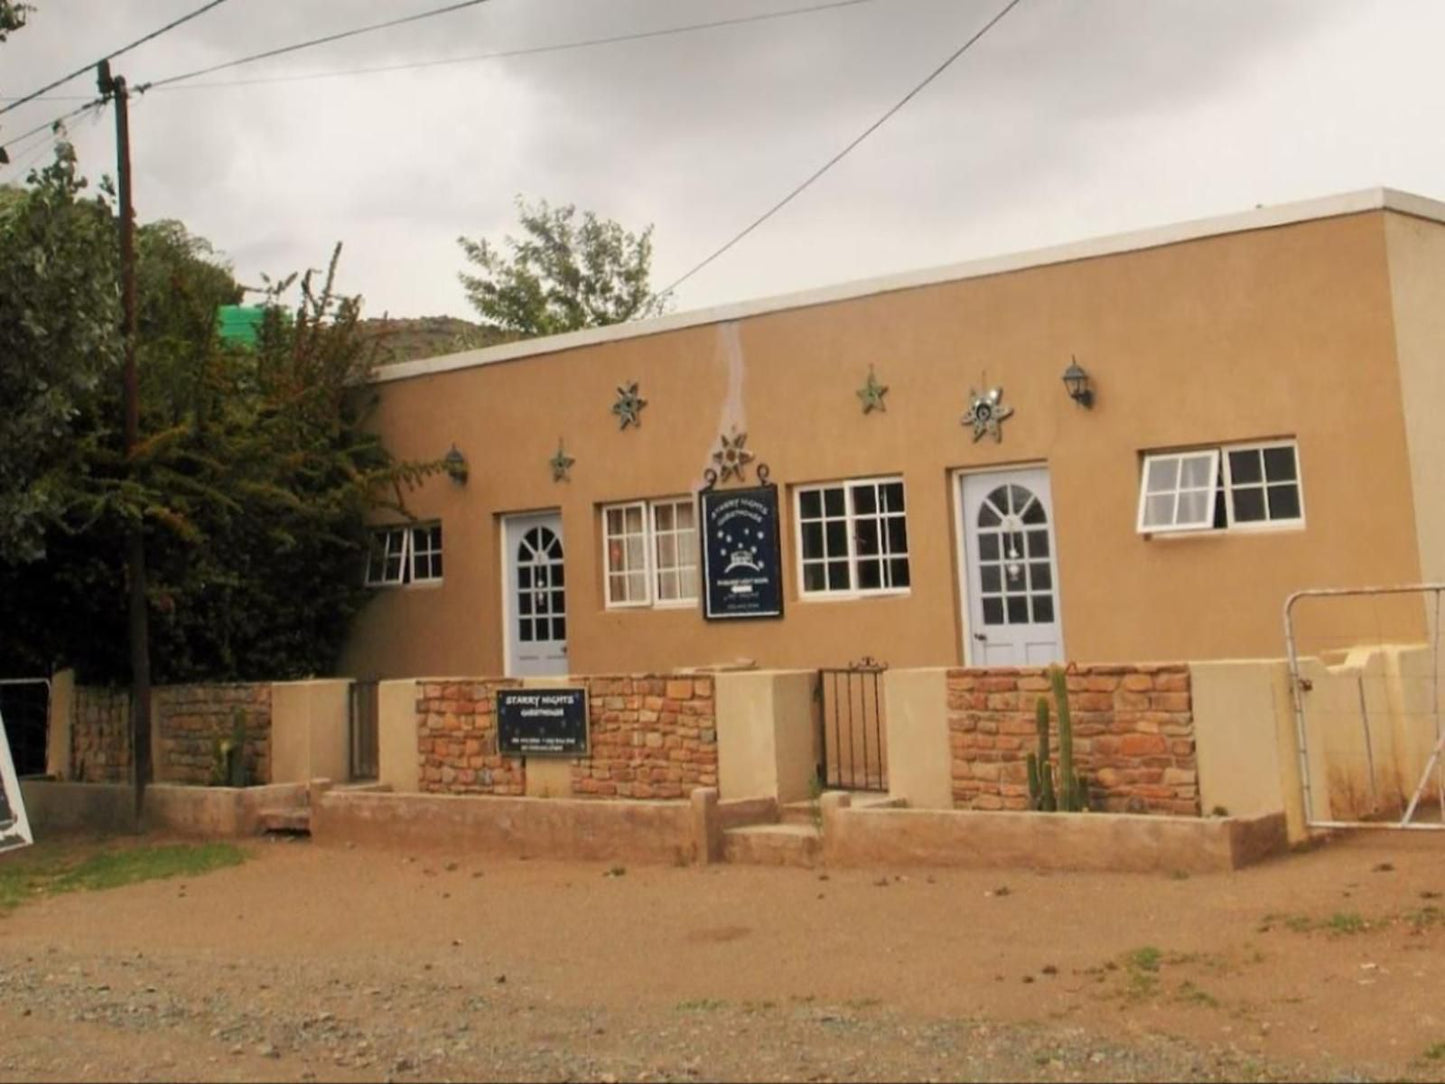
[348, 680, 379, 782]
[815, 659, 888, 792]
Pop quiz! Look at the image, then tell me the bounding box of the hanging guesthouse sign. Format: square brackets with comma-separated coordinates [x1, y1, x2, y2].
[701, 485, 784, 620]
[496, 688, 589, 757]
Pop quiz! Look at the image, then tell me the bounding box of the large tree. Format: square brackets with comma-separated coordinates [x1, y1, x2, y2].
[0, 168, 437, 682]
[457, 197, 668, 338]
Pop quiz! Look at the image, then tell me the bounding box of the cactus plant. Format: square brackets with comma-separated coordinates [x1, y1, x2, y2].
[1026, 695, 1057, 811]
[1049, 666, 1087, 812]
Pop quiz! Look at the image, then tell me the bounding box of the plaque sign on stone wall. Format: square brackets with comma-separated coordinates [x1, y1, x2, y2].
[496, 688, 589, 757]
[700, 484, 784, 620]
[0, 708, 33, 854]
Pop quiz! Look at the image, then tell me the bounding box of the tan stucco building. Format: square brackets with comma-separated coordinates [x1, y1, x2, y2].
[341, 188, 1445, 681]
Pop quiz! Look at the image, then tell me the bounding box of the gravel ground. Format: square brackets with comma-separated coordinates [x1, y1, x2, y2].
[2, 832, 1444, 1082]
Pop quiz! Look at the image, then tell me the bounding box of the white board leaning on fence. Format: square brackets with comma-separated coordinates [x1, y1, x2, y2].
[0, 707, 33, 853]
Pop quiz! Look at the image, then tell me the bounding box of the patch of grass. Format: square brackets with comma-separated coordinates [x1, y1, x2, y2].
[676, 998, 727, 1012]
[844, 997, 882, 1010]
[0, 842, 244, 913]
[1407, 905, 1444, 929]
[1175, 980, 1220, 1008]
[1127, 946, 1162, 973]
[1120, 946, 1164, 1000]
[1327, 911, 1367, 935]
[1424, 1042, 1445, 1062]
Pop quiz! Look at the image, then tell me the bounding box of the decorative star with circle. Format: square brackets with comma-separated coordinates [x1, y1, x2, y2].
[611, 381, 647, 430]
[963, 386, 1014, 443]
[857, 365, 889, 414]
[549, 440, 575, 482]
[712, 429, 755, 483]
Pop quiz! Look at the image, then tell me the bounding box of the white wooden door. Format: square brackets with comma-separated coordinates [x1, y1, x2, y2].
[503, 512, 568, 677]
[959, 468, 1064, 666]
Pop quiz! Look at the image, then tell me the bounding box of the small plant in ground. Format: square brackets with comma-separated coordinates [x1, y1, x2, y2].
[1327, 911, 1367, 934]
[676, 998, 727, 1012]
[1424, 1042, 1445, 1062]
[1128, 946, 1162, 972]
[1175, 980, 1220, 1008]
[603, 865, 626, 878]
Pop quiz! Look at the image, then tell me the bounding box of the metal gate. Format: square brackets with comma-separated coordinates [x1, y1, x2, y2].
[348, 680, 379, 782]
[1286, 584, 1445, 830]
[815, 658, 888, 792]
[0, 678, 50, 778]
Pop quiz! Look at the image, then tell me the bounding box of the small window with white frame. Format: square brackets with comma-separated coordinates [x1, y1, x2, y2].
[603, 497, 699, 608]
[1136, 440, 1303, 535]
[795, 477, 910, 597]
[365, 521, 444, 586]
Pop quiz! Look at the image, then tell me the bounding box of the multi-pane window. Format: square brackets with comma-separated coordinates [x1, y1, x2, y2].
[603, 497, 698, 607]
[796, 478, 910, 597]
[1136, 440, 1303, 534]
[365, 522, 443, 585]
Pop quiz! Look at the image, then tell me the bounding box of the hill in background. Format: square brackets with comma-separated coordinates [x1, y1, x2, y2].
[358, 316, 516, 365]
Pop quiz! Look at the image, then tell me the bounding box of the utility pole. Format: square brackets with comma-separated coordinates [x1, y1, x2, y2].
[97, 60, 151, 826]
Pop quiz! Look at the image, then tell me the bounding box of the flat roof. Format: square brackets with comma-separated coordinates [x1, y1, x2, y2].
[375, 186, 1445, 386]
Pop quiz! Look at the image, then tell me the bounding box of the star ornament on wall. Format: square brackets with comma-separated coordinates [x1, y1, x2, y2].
[611, 381, 647, 430]
[963, 386, 1014, 443]
[712, 430, 755, 483]
[549, 440, 575, 482]
[857, 365, 889, 414]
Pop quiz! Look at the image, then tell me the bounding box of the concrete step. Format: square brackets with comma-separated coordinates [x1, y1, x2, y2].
[723, 823, 822, 868]
[336, 781, 392, 793]
[778, 793, 903, 825]
[259, 807, 311, 835]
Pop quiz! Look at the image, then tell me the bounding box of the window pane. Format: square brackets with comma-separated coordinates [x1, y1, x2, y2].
[1176, 490, 1210, 525]
[608, 574, 627, 602]
[1180, 454, 1216, 488]
[627, 572, 647, 601]
[1021, 498, 1045, 525]
[1228, 449, 1262, 485]
[979, 534, 1000, 561]
[553, 564, 565, 587]
[657, 533, 678, 571]
[657, 570, 678, 601]
[889, 558, 910, 588]
[978, 503, 1001, 528]
[519, 566, 532, 589]
[654, 503, 674, 532]
[606, 508, 624, 534]
[626, 536, 645, 570]
[625, 505, 644, 533]
[852, 484, 877, 514]
[1143, 493, 1175, 528]
[982, 597, 1005, 625]
[1006, 596, 1029, 624]
[551, 590, 565, 615]
[825, 520, 848, 557]
[520, 619, 534, 642]
[1029, 562, 1051, 591]
[534, 590, 550, 615]
[1263, 446, 1297, 481]
[1146, 457, 1180, 494]
[827, 560, 851, 591]
[980, 565, 1001, 593]
[1267, 483, 1301, 520]
[823, 487, 845, 516]
[1032, 596, 1055, 623]
[801, 522, 824, 560]
[680, 568, 698, 600]
[803, 563, 826, 592]
[855, 518, 879, 556]
[881, 482, 905, 514]
[886, 516, 908, 555]
[1026, 530, 1050, 559]
[677, 502, 695, 529]
[552, 617, 566, 641]
[1233, 488, 1266, 522]
[799, 490, 821, 519]
[857, 558, 882, 590]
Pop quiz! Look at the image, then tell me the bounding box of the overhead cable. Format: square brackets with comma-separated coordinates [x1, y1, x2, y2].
[657, 0, 1024, 299]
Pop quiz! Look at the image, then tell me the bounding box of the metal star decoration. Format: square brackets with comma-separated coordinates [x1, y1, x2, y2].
[963, 385, 1014, 443]
[549, 439, 575, 482]
[711, 429, 755, 483]
[857, 365, 888, 414]
[611, 381, 647, 430]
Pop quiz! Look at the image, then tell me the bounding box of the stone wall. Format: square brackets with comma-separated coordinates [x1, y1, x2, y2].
[948, 665, 1198, 815]
[418, 675, 719, 800]
[154, 684, 272, 785]
[72, 687, 130, 783]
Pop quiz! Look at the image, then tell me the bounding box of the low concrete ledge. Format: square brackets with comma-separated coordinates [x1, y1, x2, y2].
[312, 790, 703, 865]
[20, 780, 133, 835]
[143, 783, 308, 838]
[822, 803, 1288, 874]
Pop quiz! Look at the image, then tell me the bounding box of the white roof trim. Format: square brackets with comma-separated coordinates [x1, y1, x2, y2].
[375, 186, 1445, 385]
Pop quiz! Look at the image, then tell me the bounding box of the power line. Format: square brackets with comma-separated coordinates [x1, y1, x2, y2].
[0, 97, 106, 154]
[657, 0, 1023, 300]
[137, 0, 492, 93]
[143, 0, 879, 91]
[0, 0, 229, 117]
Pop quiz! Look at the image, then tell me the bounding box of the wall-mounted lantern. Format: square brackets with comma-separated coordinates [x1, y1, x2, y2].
[443, 443, 469, 485]
[1062, 357, 1094, 409]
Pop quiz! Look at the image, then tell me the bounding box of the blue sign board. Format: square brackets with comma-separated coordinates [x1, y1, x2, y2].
[701, 485, 784, 620]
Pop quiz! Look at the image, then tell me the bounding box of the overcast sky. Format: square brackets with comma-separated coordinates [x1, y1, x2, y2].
[2, 0, 1442, 321]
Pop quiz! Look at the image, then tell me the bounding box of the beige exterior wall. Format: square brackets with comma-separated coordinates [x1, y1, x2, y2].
[343, 210, 1425, 679]
[1189, 660, 1297, 831]
[714, 670, 816, 802]
[270, 680, 351, 785]
[376, 679, 420, 793]
[882, 667, 952, 809]
[46, 669, 74, 780]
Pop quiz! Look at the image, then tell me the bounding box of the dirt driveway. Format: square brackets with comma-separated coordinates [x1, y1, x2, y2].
[3, 830, 1445, 1082]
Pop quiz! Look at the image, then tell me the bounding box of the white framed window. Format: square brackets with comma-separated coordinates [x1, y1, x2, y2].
[365, 522, 443, 586]
[1136, 440, 1303, 535]
[795, 477, 910, 598]
[603, 497, 699, 608]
